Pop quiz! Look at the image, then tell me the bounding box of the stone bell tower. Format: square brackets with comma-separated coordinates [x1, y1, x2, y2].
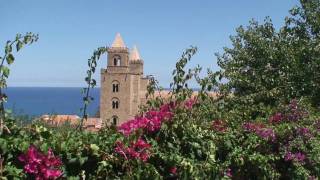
[100, 33, 149, 126]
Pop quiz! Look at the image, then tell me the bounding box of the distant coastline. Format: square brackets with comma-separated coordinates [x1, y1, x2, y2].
[4, 87, 100, 116]
[3, 87, 204, 116]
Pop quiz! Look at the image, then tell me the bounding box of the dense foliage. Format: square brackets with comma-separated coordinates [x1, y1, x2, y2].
[1, 0, 320, 179]
[216, 0, 320, 107]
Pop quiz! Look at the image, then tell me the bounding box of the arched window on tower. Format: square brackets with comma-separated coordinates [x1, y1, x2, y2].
[111, 116, 118, 125]
[113, 55, 121, 66]
[112, 98, 119, 109]
[112, 81, 119, 92]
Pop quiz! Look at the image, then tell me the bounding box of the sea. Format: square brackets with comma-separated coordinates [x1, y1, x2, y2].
[4, 87, 100, 117]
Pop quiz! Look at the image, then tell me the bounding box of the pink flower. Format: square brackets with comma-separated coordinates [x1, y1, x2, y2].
[284, 152, 294, 161]
[139, 152, 150, 162]
[184, 98, 196, 109]
[297, 127, 312, 137]
[309, 176, 317, 180]
[225, 168, 232, 178]
[243, 122, 265, 132]
[169, 166, 177, 175]
[118, 102, 175, 136]
[243, 122, 275, 141]
[269, 112, 283, 123]
[18, 145, 62, 179]
[294, 152, 306, 162]
[211, 120, 227, 132]
[43, 169, 62, 179]
[284, 151, 306, 163]
[114, 138, 152, 162]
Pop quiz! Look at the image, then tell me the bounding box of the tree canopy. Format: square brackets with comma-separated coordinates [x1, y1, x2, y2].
[217, 0, 320, 107]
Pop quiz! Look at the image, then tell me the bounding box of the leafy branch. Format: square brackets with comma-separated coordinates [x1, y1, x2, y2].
[0, 33, 38, 135]
[170, 46, 200, 102]
[79, 47, 107, 130]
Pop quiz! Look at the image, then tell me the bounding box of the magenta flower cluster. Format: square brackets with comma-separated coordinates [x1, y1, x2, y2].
[118, 103, 175, 136]
[243, 122, 275, 141]
[296, 127, 312, 137]
[114, 138, 151, 162]
[211, 120, 227, 132]
[169, 166, 177, 175]
[18, 145, 62, 180]
[184, 98, 196, 110]
[269, 112, 283, 123]
[269, 100, 308, 123]
[284, 151, 306, 163]
[225, 168, 232, 178]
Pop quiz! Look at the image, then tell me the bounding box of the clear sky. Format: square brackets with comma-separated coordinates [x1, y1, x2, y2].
[1, 0, 299, 87]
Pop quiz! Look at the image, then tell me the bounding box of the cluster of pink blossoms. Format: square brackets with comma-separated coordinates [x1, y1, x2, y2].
[284, 151, 306, 162]
[211, 120, 227, 132]
[269, 112, 283, 123]
[243, 122, 275, 141]
[269, 100, 309, 123]
[225, 168, 232, 178]
[296, 127, 312, 137]
[114, 138, 151, 162]
[184, 98, 196, 110]
[118, 102, 175, 136]
[18, 145, 62, 180]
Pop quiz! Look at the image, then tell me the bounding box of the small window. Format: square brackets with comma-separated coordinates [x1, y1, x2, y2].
[112, 98, 119, 109]
[113, 55, 121, 66]
[112, 116, 118, 125]
[113, 84, 119, 92]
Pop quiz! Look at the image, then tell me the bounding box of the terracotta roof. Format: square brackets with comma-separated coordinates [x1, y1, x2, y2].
[111, 33, 126, 48]
[41, 115, 102, 132]
[83, 118, 102, 129]
[41, 115, 80, 125]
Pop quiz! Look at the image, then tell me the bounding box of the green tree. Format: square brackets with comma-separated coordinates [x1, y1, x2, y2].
[216, 0, 320, 107]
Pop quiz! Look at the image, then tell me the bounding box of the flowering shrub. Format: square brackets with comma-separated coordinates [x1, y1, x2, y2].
[114, 138, 151, 162]
[2, 2, 320, 177]
[118, 103, 175, 136]
[18, 145, 62, 180]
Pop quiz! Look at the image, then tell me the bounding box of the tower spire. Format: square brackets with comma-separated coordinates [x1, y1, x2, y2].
[111, 33, 126, 48]
[130, 45, 141, 61]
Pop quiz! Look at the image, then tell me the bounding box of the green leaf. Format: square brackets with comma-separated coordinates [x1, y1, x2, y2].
[90, 144, 99, 151]
[16, 41, 23, 51]
[5, 44, 12, 54]
[1, 66, 10, 78]
[6, 54, 14, 65]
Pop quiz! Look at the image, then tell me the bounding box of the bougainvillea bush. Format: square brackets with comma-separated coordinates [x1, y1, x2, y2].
[1, 96, 319, 179]
[1, 0, 320, 179]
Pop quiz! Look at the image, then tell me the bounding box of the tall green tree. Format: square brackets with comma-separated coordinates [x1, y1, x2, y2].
[216, 0, 320, 107]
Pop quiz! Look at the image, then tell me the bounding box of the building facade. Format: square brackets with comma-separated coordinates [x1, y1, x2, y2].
[100, 33, 149, 125]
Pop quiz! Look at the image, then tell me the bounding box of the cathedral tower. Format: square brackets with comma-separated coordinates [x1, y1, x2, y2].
[100, 33, 149, 125]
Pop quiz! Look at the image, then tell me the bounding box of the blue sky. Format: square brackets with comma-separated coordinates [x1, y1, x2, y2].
[1, 0, 298, 87]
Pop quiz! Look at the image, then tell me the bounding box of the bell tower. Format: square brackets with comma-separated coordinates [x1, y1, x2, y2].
[100, 33, 150, 126]
[100, 33, 132, 126]
[107, 33, 129, 73]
